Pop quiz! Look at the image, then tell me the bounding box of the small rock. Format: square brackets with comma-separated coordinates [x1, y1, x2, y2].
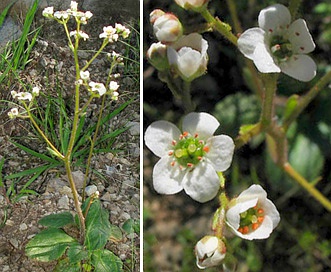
[58, 195, 69, 209]
[72, 171, 85, 189]
[101, 192, 112, 202]
[9, 238, 19, 249]
[19, 223, 28, 231]
[85, 185, 98, 196]
[46, 178, 67, 193]
[120, 212, 131, 221]
[2, 265, 10, 272]
[127, 121, 140, 136]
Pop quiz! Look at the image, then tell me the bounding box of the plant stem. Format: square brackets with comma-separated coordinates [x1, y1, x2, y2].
[283, 162, 331, 212]
[283, 69, 331, 130]
[225, 0, 242, 34]
[181, 80, 195, 113]
[260, 74, 278, 129]
[200, 8, 238, 46]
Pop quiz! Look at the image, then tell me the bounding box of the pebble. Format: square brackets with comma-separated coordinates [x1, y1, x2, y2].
[19, 223, 28, 231]
[58, 195, 69, 209]
[85, 185, 98, 196]
[9, 238, 19, 249]
[127, 121, 140, 136]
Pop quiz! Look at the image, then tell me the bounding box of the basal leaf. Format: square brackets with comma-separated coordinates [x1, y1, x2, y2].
[38, 212, 75, 228]
[91, 249, 123, 272]
[26, 228, 76, 262]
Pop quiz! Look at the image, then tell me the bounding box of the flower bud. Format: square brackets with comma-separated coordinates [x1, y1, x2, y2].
[195, 236, 226, 269]
[152, 12, 183, 44]
[167, 33, 208, 81]
[146, 42, 169, 71]
[175, 0, 209, 11]
[149, 9, 165, 25]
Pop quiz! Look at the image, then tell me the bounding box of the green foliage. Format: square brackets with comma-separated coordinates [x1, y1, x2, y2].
[0, 0, 40, 84]
[122, 218, 140, 234]
[25, 197, 123, 271]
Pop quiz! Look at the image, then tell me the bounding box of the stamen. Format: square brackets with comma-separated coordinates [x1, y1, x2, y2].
[252, 223, 259, 230]
[182, 131, 189, 137]
[194, 133, 199, 138]
[257, 216, 264, 223]
[172, 140, 177, 146]
[203, 146, 210, 153]
[187, 163, 194, 168]
[257, 208, 264, 214]
[168, 151, 174, 156]
[197, 156, 202, 161]
[170, 161, 175, 167]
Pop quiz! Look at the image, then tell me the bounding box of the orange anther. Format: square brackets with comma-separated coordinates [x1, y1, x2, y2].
[170, 161, 175, 167]
[168, 151, 174, 156]
[203, 146, 210, 152]
[257, 216, 264, 223]
[197, 156, 202, 161]
[187, 163, 194, 168]
[257, 208, 264, 214]
[242, 226, 249, 234]
[172, 140, 177, 146]
[238, 227, 243, 234]
[182, 131, 189, 137]
[194, 133, 199, 138]
[252, 223, 259, 230]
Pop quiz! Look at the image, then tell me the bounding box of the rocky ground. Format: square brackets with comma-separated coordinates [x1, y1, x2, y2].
[0, 2, 140, 271]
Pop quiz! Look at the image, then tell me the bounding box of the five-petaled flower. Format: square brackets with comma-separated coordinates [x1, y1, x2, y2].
[237, 4, 316, 82]
[226, 184, 280, 240]
[167, 33, 208, 81]
[89, 81, 106, 96]
[195, 236, 226, 269]
[144, 112, 234, 203]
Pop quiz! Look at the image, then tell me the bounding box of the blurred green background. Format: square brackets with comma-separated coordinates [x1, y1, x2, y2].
[143, 0, 331, 271]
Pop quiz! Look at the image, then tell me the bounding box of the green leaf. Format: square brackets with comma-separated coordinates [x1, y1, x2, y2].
[67, 242, 88, 263]
[109, 224, 123, 243]
[91, 249, 123, 272]
[54, 258, 81, 272]
[84, 199, 111, 250]
[122, 219, 139, 235]
[38, 212, 75, 228]
[26, 228, 77, 262]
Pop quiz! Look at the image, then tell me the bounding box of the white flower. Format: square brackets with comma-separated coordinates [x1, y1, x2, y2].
[151, 11, 183, 43]
[42, 6, 54, 17]
[54, 10, 69, 20]
[175, 0, 209, 10]
[226, 184, 280, 240]
[195, 236, 226, 269]
[70, 30, 89, 41]
[80, 70, 90, 80]
[15, 92, 33, 101]
[115, 23, 130, 38]
[85, 11, 93, 19]
[109, 81, 119, 91]
[144, 112, 234, 203]
[99, 26, 118, 42]
[89, 81, 106, 96]
[111, 91, 119, 101]
[167, 33, 208, 81]
[8, 108, 19, 118]
[70, 1, 78, 11]
[237, 4, 316, 82]
[32, 86, 40, 96]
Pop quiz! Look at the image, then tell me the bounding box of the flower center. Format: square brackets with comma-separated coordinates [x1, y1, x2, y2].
[270, 35, 293, 62]
[237, 206, 265, 234]
[169, 132, 209, 169]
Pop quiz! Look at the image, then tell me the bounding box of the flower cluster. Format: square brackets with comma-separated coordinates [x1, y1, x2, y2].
[8, 87, 40, 118]
[237, 4, 316, 82]
[144, 112, 234, 202]
[99, 24, 131, 43]
[147, 7, 209, 82]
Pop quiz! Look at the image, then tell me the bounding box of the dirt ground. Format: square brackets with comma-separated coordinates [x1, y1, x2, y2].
[0, 3, 140, 272]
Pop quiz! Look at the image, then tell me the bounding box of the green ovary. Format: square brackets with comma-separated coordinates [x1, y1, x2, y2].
[270, 35, 293, 62]
[173, 135, 206, 167]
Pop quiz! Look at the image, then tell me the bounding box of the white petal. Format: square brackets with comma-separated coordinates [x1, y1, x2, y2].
[239, 216, 274, 240]
[182, 112, 220, 139]
[258, 4, 291, 32]
[253, 43, 281, 73]
[173, 33, 204, 51]
[238, 184, 267, 200]
[167, 46, 179, 66]
[145, 120, 181, 157]
[261, 198, 281, 228]
[177, 47, 201, 78]
[183, 162, 220, 202]
[153, 157, 184, 194]
[206, 135, 234, 172]
[279, 54, 316, 82]
[287, 19, 315, 54]
[237, 28, 265, 59]
[226, 198, 258, 229]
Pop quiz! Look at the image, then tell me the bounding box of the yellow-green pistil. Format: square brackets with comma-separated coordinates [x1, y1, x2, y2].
[238, 205, 265, 234]
[270, 35, 293, 62]
[169, 132, 209, 168]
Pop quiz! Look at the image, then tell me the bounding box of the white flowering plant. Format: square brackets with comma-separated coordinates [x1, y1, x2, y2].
[145, 0, 331, 270]
[4, 2, 133, 271]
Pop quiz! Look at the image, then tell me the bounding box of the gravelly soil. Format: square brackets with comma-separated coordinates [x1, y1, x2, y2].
[0, 4, 140, 272]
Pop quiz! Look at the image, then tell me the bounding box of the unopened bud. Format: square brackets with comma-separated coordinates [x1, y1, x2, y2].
[146, 42, 169, 71]
[152, 13, 183, 44]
